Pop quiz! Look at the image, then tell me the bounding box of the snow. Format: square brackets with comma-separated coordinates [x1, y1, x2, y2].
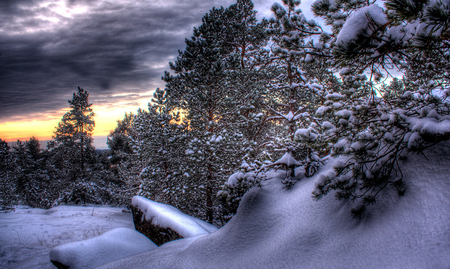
[273, 152, 302, 167]
[226, 172, 246, 187]
[315, 105, 330, 115]
[325, 92, 345, 100]
[295, 128, 318, 142]
[131, 196, 218, 237]
[408, 116, 450, 136]
[100, 140, 450, 269]
[50, 228, 157, 269]
[336, 4, 388, 48]
[0, 205, 134, 269]
[335, 109, 352, 118]
[321, 121, 334, 129]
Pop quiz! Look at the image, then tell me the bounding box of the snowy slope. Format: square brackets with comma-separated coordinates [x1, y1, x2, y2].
[0, 205, 134, 269]
[99, 141, 450, 269]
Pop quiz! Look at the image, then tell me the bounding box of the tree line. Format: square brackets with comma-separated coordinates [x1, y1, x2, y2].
[0, 87, 129, 209]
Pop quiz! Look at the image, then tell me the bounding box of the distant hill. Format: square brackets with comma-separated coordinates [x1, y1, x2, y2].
[7, 136, 109, 150]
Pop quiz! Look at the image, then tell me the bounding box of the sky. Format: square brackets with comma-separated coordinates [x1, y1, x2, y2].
[0, 0, 317, 148]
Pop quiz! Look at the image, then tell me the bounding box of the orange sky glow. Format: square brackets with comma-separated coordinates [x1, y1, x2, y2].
[0, 97, 152, 146]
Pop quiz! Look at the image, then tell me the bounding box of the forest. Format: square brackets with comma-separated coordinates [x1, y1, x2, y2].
[1, 0, 449, 229]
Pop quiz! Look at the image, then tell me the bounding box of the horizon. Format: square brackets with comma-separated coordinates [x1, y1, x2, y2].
[6, 135, 109, 150]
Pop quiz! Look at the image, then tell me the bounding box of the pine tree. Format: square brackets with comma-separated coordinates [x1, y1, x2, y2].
[254, 0, 330, 187]
[132, 90, 191, 213]
[48, 87, 117, 206]
[161, 1, 268, 224]
[308, 0, 450, 218]
[107, 112, 134, 155]
[0, 139, 15, 207]
[53, 86, 95, 178]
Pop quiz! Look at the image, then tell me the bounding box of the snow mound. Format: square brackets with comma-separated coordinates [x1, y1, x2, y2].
[132, 196, 218, 238]
[50, 228, 157, 269]
[100, 141, 450, 268]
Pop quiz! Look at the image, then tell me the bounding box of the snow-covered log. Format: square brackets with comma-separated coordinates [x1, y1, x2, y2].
[49, 228, 156, 269]
[131, 196, 217, 245]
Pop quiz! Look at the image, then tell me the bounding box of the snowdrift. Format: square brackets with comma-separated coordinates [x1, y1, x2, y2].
[50, 228, 157, 269]
[99, 141, 450, 268]
[0, 205, 134, 269]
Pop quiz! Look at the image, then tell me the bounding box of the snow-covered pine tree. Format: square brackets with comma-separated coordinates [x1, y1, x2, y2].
[219, 0, 339, 218]
[309, 0, 450, 218]
[0, 139, 16, 207]
[260, 0, 330, 187]
[7, 137, 59, 208]
[131, 89, 192, 215]
[161, 1, 270, 225]
[219, 0, 270, 144]
[48, 87, 115, 205]
[107, 112, 134, 155]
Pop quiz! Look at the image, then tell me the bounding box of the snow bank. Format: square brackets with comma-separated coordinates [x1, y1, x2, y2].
[50, 228, 156, 269]
[0, 205, 134, 269]
[100, 140, 450, 268]
[132, 196, 218, 238]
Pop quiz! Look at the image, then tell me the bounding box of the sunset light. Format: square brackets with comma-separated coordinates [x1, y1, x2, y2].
[0, 95, 152, 147]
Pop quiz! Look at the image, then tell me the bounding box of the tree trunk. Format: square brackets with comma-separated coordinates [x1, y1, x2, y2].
[206, 184, 213, 224]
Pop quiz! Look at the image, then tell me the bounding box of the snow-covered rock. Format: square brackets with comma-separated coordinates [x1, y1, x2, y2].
[131, 196, 218, 245]
[99, 141, 450, 268]
[50, 228, 157, 269]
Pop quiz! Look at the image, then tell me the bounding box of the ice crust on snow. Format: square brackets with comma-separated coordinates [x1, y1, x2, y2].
[132, 196, 218, 238]
[50, 228, 157, 269]
[100, 141, 450, 269]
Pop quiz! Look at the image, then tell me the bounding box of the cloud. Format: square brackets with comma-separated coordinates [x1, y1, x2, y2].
[0, 0, 240, 122]
[0, 0, 320, 124]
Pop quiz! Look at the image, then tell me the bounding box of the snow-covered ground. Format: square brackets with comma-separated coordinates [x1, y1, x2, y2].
[0, 205, 134, 269]
[2, 140, 450, 269]
[50, 227, 157, 269]
[99, 141, 450, 268]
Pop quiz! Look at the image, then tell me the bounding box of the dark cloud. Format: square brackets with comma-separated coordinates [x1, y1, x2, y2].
[0, 0, 300, 123]
[0, 0, 237, 121]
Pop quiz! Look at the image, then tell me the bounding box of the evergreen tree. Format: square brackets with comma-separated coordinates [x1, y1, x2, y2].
[308, 0, 450, 218]
[107, 112, 134, 155]
[0, 139, 15, 206]
[7, 137, 59, 208]
[48, 87, 117, 206]
[53, 86, 95, 178]
[132, 90, 191, 213]
[161, 1, 268, 224]
[258, 0, 330, 186]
